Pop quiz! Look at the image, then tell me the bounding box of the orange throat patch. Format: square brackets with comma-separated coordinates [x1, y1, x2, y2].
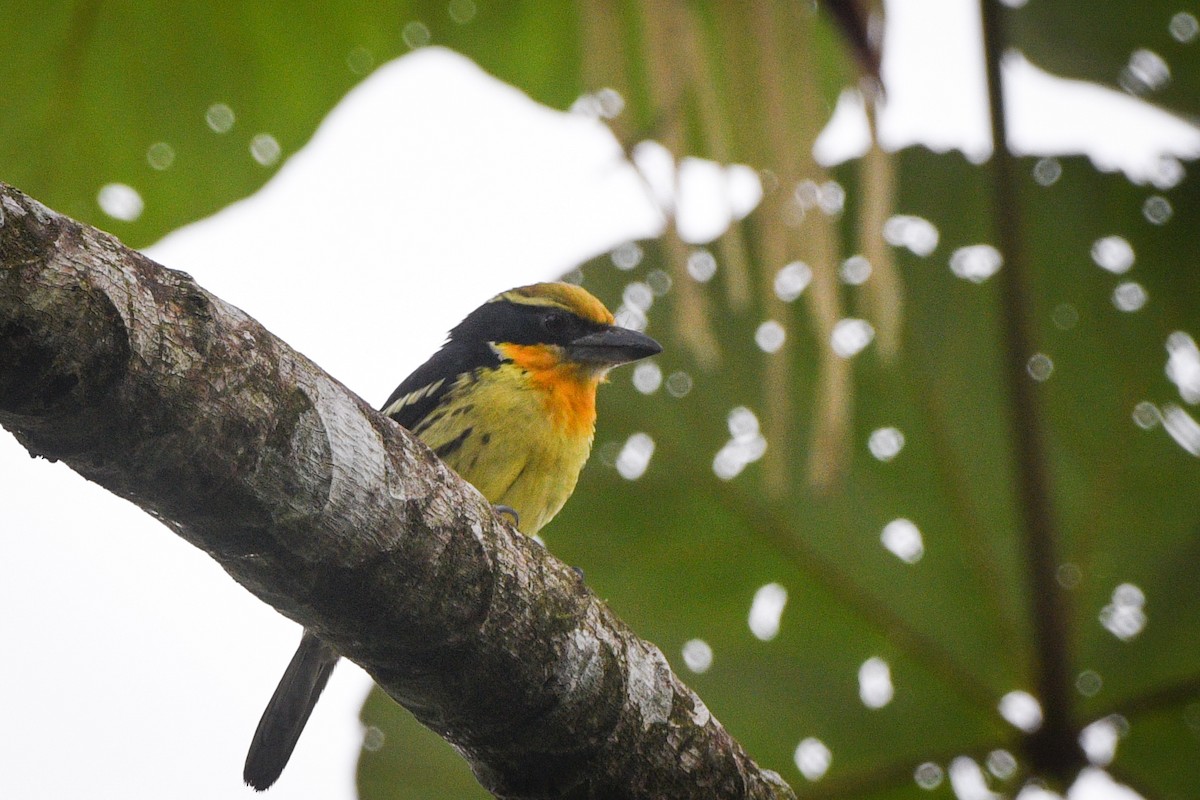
[497, 343, 599, 437]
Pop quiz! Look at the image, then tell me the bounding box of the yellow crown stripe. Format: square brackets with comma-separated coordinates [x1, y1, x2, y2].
[492, 282, 614, 326]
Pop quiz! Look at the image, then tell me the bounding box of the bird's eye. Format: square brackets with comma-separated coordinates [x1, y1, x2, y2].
[541, 312, 568, 336]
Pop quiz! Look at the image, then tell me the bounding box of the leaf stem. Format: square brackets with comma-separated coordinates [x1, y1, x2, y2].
[979, 0, 1084, 782]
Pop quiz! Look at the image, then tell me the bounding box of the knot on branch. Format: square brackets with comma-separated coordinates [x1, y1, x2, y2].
[0, 185, 131, 433]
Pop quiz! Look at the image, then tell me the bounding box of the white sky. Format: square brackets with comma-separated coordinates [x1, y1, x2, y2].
[1, 2, 1194, 798]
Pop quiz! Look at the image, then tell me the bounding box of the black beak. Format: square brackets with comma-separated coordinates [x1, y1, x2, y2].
[567, 325, 662, 366]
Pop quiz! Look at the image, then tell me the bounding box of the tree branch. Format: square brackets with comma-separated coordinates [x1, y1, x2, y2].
[0, 182, 793, 800]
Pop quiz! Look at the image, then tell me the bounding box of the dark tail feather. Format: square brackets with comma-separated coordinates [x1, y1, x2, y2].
[244, 631, 340, 791]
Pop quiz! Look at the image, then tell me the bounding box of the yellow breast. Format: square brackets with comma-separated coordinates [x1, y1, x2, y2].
[411, 352, 598, 536]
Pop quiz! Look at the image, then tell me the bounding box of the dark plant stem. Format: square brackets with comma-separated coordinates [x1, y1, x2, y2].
[979, 0, 1084, 783]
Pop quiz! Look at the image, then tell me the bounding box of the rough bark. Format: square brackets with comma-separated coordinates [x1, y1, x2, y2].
[0, 183, 794, 800]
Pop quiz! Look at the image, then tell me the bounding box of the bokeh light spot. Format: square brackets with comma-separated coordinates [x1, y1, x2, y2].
[402, 20, 432, 48]
[774, 261, 812, 301]
[1091, 235, 1135, 273]
[1080, 716, 1122, 765]
[1143, 194, 1173, 224]
[913, 762, 944, 790]
[831, 319, 875, 358]
[686, 249, 717, 282]
[884, 214, 939, 256]
[1120, 48, 1171, 95]
[97, 183, 144, 222]
[986, 749, 1017, 780]
[665, 371, 693, 398]
[1165, 331, 1200, 402]
[632, 362, 662, 395]
[448, 0, 477, 24]
[881, 519, 924, 564]
[1027, 353, 1054, 382]
[748, 582, 787, 641]
[611, 242, 643, 271]
[146, 142, 175, 170]
[1100, 583, 1147, 640]
[1132, 401, 1161, 430]
[840, 255, 872, 285]
[794, 738, 831, 782]
[755, 320, 786, 353]
[1052, 303, 1079, 330]
[1170, 11, 1198, 42]
[250, 133, 281, 167]
[858, 657, 894, 709]
[714, 407, 767, 480]
[998, 690, 1043, 732]
[681, 639, 713, 674]
[1076, 669, 1103, 697]
[1113, 281, 1148, 312]
[1032, 157, 1062, 186]
[868, 427, 905, 462]
[205, 102, 235, 133]
[615, 433, 655, 480]
[950, 244, 1003, 283]
[623, 281, 653, 313]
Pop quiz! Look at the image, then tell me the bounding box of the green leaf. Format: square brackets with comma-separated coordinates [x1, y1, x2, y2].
[359, 148, 1200, 798]
[0, 1, 851, 249]
[569, 150, 1200, 794]
[1, 2, 417, 246]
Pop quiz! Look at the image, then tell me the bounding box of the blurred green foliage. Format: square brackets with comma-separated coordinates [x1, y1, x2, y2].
[3, 1, 1198, 798]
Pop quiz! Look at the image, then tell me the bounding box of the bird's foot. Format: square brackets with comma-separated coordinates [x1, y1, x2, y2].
[493, 504, 520, 528]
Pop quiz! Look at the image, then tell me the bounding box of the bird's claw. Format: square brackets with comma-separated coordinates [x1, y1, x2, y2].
[493, 504, 520, 527]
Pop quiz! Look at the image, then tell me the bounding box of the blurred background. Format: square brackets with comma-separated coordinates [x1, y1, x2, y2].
[1, 1, 1198, 798]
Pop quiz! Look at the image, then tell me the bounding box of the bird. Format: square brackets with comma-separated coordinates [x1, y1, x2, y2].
[243, 281, 662, 790]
